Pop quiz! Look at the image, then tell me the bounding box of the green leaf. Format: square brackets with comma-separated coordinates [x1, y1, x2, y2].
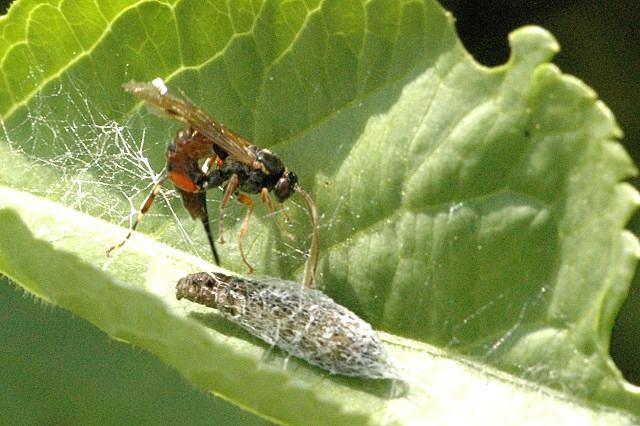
[1, 0, 639, 423]
[0, 196, 638, 425]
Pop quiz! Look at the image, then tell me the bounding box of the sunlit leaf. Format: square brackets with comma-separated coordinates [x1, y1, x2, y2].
[1, 0, 638, 423]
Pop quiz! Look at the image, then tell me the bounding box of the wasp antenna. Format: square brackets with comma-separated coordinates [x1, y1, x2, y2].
[295, 186, 319, 289]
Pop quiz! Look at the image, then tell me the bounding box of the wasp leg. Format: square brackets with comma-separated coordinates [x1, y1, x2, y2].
[107, 175, 168, 256]
[260, 188, 295, 241]
[280, 204, 291, 223]
[218, 173, 240, 244]
[236, 194, 255, 273]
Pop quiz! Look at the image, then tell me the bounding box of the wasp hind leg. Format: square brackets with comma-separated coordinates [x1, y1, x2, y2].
[236, 193, 255, 273]
[107, 175, 168, 256]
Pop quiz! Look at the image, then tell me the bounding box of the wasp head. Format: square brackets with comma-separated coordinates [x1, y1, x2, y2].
[274, 171, 298, 202]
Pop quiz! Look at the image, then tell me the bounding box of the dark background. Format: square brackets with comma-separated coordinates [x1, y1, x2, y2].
[0, 0, 638, 422]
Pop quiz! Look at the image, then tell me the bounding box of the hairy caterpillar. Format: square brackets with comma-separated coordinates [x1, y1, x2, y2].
[176, 272, 397, 379]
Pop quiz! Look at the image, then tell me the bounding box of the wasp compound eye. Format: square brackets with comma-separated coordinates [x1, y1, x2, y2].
[274, 172, 297, 202]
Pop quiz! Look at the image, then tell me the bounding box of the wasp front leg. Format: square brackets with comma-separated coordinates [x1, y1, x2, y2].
[218, 173, 240, 244]
[260, 188, 295, 241]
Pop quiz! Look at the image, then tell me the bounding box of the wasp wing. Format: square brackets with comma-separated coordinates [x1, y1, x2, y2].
[123, 80, 256, 166]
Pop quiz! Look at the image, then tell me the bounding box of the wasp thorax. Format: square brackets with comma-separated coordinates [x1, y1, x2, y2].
[257, 149, 285, 175]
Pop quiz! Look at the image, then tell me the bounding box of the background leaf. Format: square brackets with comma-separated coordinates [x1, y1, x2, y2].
[438, 0, 640, 387]
[0, 0, 638, 423]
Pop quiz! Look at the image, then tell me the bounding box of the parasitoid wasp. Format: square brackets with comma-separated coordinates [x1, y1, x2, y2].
[107, 78, 319, 288]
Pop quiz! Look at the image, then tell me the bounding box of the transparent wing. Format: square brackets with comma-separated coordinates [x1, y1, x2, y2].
[123, 79, 256, 165]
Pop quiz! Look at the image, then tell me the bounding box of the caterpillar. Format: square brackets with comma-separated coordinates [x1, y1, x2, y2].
[176, 272, 397, 379]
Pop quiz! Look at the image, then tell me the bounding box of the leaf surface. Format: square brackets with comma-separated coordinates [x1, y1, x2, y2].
[0, 0, 638, 423]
